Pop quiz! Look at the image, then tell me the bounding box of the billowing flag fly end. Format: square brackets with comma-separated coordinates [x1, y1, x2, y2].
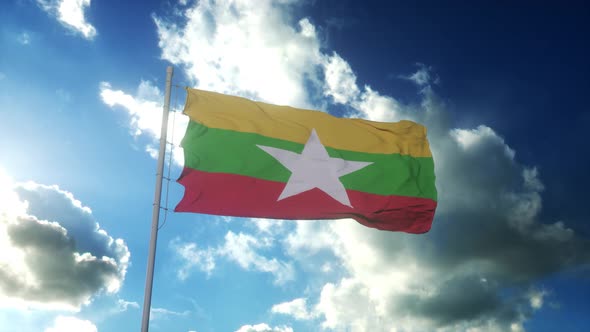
[175, 88, 437, 233]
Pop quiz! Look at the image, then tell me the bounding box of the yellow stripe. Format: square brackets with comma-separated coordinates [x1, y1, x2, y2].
[183, 88, 432, 157]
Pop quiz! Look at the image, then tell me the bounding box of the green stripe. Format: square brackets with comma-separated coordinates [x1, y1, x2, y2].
[182, 121, 437, 200]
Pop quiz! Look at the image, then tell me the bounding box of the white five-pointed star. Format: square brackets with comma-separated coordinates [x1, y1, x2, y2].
[257, 129, 373, 207]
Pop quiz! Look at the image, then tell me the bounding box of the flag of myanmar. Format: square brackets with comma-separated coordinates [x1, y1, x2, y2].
[175, 88, 437, 233]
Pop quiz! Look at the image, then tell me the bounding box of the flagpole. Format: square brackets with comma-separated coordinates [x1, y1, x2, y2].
[141, 65, 174, 332]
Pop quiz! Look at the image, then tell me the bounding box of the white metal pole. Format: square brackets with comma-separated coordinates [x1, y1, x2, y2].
[141, 66, 174, 332]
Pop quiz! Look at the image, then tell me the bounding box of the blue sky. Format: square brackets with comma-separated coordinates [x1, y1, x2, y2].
[1, 1, 589, 331]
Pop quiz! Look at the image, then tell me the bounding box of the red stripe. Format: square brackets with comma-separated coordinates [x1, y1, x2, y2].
[176, 168, 437, 234]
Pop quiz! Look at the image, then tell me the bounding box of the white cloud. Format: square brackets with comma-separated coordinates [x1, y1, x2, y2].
[354, 86, 403, 121]
[153, 0, 322, 108]
[172, 231, 294, 285]
[317, 278, 392, 331]
[221, 231, 295, 284]
[321, 52, 406, 121]
[271, 298, 315, 320]
[0, 72, 5, 80]
[400, 63, 440, 87]
[99, 81, 162, 138]
[250, 218, 287, 235]
[322, 52, 360, 104]
[284, 220, 339, 257]
[44, 316, 97, 332]
[451, 125, 515, 159]
[234, 323, 293, 332]
[150, 307, 190, 321]
[116, 299, 140, 312]
[37, 0, 97, 39]
[528, 289, 546, 310]
[99, 81, 188, 164]
[170, 239, 216, 280]
[0, 168, 129, 311]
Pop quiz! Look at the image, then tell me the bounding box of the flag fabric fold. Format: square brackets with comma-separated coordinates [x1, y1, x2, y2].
[175, 88, 437, 233]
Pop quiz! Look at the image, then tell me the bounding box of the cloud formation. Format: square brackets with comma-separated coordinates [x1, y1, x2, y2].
[0, 169, 129, 310]
[37, 0, 97, 39]
[150, 307, 190, 321]
[116, 299, 140, 313]
[171, 230, 295, 285]
[44, 316, 97, 332]
[271, 298, 316, 320]
[154, 0, 322, 108]
[234, 323, 293, 332]
[99, 81, 187, 163]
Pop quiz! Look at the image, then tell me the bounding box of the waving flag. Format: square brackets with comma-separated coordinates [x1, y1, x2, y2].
[175, 88, 437, 233]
